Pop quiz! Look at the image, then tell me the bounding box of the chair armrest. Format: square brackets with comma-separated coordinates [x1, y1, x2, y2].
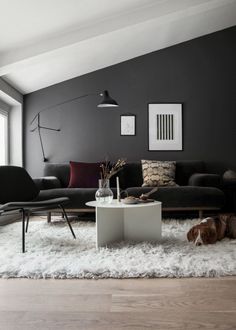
[188, 173, 221, 188]
[33, 176, 61, 190]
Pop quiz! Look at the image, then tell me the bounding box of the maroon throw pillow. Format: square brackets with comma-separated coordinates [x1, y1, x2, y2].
[68, 161, 101, 188]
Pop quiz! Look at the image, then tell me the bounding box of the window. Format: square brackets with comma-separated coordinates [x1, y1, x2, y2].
[0, 110, 8, 165]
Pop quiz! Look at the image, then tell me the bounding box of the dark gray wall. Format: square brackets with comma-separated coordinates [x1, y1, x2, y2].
[24, 26, 236, 177]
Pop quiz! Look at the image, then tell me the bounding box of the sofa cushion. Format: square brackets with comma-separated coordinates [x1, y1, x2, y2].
[68, 161, 100, 188]
[175, 161, 205, 185]
[37, 186, 224, 210]
[126, 186, 225, 209]
[141, 160, 177, 187]
[188, 173, 221, 188]
[118, 163, 143, 189]
[119, 161, 206, 189]
[37, 188, 98, 209]
[44, 163, 70, 188]
[34, 176, 61, 190]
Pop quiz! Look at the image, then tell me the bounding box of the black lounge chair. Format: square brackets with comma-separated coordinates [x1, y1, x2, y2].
[0, 166, 76, 252]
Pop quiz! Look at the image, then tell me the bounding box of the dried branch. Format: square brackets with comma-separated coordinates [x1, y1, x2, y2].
[100, 158, 126, 181]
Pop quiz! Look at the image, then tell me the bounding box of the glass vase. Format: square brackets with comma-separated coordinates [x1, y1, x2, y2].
[95, 179, 114, 203]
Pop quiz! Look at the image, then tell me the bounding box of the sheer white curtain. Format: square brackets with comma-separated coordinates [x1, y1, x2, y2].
[0, 109, 8, 165]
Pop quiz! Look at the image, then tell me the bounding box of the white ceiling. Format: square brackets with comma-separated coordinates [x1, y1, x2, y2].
[0, 0, 235, 94]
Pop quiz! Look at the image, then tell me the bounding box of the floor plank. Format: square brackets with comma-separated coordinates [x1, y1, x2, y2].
[111, 293, 236, 312]
[0, 294, 111, 312]
[0, 277, 235, 330]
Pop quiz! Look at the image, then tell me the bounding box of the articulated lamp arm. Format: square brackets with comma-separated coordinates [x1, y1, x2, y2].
[30, 92, 97, 126]
[30, 90, 118, 162]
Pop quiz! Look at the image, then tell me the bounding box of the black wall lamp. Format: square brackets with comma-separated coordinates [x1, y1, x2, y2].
[30, 90, 119, 162]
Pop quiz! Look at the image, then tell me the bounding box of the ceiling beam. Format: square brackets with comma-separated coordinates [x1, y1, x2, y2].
[0, 0, 234, 76]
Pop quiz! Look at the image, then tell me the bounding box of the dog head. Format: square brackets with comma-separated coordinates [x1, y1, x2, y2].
[187, 218, 218, 245]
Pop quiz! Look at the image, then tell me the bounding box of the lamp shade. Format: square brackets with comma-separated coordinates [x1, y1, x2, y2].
[97, 90, 119, 108]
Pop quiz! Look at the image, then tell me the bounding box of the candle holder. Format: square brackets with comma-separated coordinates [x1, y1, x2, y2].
[116, 176, 121, 202]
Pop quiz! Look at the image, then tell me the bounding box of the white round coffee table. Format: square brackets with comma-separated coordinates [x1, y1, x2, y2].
[86, 200, 162, 248]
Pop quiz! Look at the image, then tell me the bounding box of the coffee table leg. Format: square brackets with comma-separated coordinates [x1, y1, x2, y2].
[96, 207, 124, 248]
[123, 204, 162, 242]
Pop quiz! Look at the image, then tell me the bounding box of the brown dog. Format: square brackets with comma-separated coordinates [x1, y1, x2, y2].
[187, 215, 236, 245]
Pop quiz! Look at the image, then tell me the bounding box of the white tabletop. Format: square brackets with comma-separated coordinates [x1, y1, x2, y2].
[86, 200, 161, 209]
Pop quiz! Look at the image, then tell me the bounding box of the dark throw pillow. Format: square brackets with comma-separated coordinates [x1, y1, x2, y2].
[68, 161, 101, 188]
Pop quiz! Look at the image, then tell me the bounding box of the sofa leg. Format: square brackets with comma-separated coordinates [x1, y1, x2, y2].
[47, 212, 51, 223]
[199, 210, 203, 219]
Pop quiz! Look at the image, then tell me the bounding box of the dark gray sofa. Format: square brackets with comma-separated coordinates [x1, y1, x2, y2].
[35, 160, 225, 217]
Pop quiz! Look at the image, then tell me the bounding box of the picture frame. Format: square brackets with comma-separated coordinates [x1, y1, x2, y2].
[120, 114, 136, 136]
[148, 103, 183, 151]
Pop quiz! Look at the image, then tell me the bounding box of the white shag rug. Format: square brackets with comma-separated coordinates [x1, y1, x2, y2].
[0, 218, 235, 279]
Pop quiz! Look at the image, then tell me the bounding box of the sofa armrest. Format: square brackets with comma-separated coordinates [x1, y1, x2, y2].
[188, 173, 221, 188]
[33, 176, 62, 190]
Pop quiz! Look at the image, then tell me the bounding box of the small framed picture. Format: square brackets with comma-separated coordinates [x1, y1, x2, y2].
[148, 103, 183, 150]
[120, 114, 136, 136]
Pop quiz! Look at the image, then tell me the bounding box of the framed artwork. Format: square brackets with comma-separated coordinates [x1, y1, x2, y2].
[120, 114, 136, 136]
[148, 103, 183, 151]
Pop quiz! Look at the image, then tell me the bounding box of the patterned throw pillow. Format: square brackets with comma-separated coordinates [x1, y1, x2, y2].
[141, 160, 177, 187]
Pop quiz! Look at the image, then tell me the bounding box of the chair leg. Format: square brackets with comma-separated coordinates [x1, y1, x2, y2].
[59, 205, 76, 239]
[25, 212, 30, 233]
[199, 210, 203, 219]
[47, 212, 51, 223]
[22, 209, 26, 253]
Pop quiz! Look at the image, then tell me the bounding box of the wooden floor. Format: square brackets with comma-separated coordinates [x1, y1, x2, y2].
[0, 277, 235, 330]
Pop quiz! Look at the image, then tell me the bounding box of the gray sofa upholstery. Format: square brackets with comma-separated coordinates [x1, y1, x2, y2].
[34, 161, 225, 215]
